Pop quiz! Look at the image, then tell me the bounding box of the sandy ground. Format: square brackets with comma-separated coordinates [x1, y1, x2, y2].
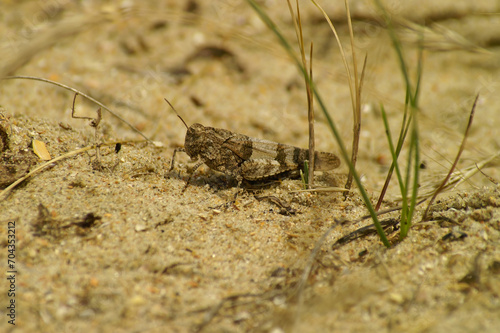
[1, 0, 500, 332]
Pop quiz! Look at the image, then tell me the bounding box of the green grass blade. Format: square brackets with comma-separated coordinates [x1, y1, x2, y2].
[380, 105, 407, 202]
[245, 0, 390, 247]
[380, 104, 410, 230]
[374, 0, 423, 239]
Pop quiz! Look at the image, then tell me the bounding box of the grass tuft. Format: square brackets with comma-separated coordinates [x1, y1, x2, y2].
[246, 0, 390, 247]
[374, 0, 422, 239]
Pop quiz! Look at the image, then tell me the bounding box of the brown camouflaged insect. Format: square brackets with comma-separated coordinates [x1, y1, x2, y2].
[166, 99, 340, 185]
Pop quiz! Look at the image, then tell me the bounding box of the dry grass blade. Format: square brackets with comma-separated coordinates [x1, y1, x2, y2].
[422, 94, 478, 220]
[344, 54, 367, 196]
[1, 76, 152, 143]
[398, 19, 488, 53]
[290, 186, 349, 193]
[477, 163, 499, 185]
[310, 0, 354, 108]
[310, 0, 364, 194]
[286, 0, 315, 187]
[342, 0, 362, 195]
[307, 43, 315, 187]
[416, 152, 500, 200]
[0, 140, 143, 201]
[1, 143, 100, 200]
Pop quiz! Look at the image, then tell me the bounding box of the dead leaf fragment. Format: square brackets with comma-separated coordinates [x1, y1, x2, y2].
[32, 139, 51, 160]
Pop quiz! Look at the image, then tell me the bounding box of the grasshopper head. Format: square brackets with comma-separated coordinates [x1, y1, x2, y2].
[184, 123, 206, 158]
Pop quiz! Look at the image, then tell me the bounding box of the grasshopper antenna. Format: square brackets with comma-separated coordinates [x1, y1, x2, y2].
[164, 98, 188, 130]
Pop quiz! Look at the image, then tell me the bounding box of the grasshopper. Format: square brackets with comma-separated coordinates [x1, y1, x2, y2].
[166, 99, 340, 186]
